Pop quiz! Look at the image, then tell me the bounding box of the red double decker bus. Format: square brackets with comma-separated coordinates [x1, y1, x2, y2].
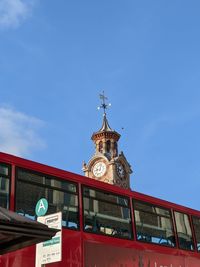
[0, 151, 200, 267]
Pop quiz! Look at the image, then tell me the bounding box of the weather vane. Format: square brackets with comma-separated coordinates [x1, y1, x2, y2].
[97, 91, 111, 115]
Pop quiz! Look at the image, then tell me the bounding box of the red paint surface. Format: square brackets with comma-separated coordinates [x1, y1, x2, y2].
[84, 240, 200, 267]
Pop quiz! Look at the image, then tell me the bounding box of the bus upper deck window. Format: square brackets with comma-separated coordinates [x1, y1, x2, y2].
[174, 211, 194, 251]
[0, 163, 10, 209]
[192, 216, 200, 252]
[133, 200, 176, 247]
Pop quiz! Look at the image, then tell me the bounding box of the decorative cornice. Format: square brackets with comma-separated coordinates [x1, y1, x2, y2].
[91, 131, 120, 141]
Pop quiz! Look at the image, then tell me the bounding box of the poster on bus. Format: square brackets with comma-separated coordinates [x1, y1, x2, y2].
[35, 212, 62, 267]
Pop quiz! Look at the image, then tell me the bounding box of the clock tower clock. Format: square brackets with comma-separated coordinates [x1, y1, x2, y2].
[82, 92, 132, 189]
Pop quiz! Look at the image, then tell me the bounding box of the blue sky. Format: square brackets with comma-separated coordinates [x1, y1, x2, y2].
[1, 0, 200, 209]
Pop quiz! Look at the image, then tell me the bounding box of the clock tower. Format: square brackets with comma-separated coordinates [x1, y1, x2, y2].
[82, 92, 132, 189]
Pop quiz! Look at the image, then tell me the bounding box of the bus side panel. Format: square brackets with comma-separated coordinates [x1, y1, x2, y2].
[1, 246, 36, 267]
[185, 256, 200, 267]
[84, 240, 138, 266]
[1, 229, 82, 267]
[84, 241, 190, 267]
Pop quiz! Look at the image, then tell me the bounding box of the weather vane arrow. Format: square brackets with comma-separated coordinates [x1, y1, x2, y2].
[97, 91, 111, 115]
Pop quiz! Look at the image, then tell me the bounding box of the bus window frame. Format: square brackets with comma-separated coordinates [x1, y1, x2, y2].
[0, 162, 11, 209]
[191, 215, 200, 252]
[133, 199, 176, 248]
[15, 167, 80, 231]
[82, 185, 134, 240]
[173, 210, 195, 252]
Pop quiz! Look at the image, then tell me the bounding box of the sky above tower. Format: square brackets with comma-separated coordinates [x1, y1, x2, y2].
[1, 0, 200, 210]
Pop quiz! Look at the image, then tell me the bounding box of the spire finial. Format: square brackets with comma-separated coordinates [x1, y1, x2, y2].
[97, 91, 111, 115]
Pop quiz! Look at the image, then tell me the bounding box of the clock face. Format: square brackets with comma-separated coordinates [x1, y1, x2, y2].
[116, 162, 125, 179]
[93, 162, 107, 177]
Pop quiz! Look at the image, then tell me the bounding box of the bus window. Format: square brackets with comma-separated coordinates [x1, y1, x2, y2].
[133, 200, 176, 247]
[174, 211, 194, 251]
[0, 163, 10, 209]
[83, 186, 133, 239]
[192, 216, 200, 251]
[15, 168, 79, 229]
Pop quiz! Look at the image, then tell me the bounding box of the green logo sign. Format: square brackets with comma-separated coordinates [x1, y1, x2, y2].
[35, 198, 48, 216]
[43, 237, 60, 247]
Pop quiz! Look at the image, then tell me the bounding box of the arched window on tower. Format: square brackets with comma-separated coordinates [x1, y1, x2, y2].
[99, 141, 103, 153]
[114, 142, 118, 157]
[106, 140, 111, 154]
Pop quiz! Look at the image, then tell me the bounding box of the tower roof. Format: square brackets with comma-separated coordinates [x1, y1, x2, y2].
[91, 113, 120, 141]
[98, 114, 113, 132]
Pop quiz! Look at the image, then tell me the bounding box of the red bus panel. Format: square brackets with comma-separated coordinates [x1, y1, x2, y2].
[84, 240, 200, 267]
